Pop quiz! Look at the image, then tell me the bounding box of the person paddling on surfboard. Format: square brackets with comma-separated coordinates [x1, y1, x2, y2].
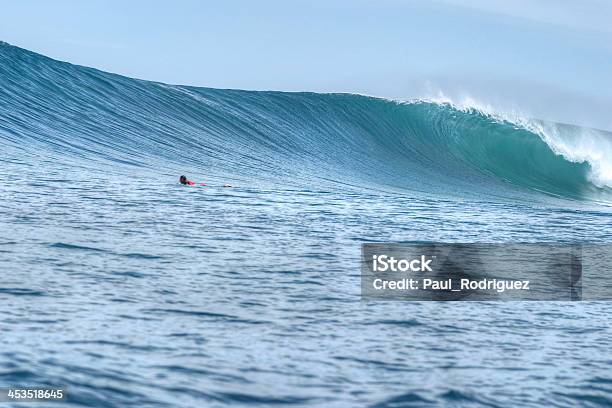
[179, 175, 231, 187]
[179, 175, 199, 186]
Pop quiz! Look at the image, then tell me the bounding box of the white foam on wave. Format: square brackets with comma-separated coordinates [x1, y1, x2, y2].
[412, 92, 612, 189]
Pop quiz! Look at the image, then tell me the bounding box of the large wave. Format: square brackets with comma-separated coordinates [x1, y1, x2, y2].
[1, 41, 610, 202]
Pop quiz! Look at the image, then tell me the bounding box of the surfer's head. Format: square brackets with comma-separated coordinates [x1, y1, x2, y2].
[179, 175, 187, 185]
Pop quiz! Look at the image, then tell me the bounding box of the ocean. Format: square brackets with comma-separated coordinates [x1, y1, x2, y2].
[1, 41, 612, 407]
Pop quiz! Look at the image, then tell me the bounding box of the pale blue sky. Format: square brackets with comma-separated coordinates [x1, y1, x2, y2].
[2, 0, 611, 130]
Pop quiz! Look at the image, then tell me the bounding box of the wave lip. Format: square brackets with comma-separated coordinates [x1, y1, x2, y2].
[407, 95, 612, 191]
[0, 41, 610, 203]
[397, 100, 612, 201]
[533, 121, 612, 189]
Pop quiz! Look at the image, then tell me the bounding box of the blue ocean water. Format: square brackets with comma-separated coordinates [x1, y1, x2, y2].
[1, 42, 612, 407]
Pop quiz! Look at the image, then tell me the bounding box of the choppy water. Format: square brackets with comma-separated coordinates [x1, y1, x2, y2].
[1, 42, 612, 407]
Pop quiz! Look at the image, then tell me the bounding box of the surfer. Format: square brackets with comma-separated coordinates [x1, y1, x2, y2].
[179, 175, 232, 187]
[179, 175, 197, 186]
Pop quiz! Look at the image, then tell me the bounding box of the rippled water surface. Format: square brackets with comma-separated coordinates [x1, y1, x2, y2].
[1, 158, 612, 407]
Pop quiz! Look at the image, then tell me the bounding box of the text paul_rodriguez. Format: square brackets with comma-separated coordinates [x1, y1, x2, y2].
[371, 254, 530, 293]
[361, 244, 588, 301]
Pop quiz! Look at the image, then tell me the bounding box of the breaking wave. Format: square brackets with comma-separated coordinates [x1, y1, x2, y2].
[1, 41, 610, 202]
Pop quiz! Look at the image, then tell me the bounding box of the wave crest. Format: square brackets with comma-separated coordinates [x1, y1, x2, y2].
[0, 42, 610, 202]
